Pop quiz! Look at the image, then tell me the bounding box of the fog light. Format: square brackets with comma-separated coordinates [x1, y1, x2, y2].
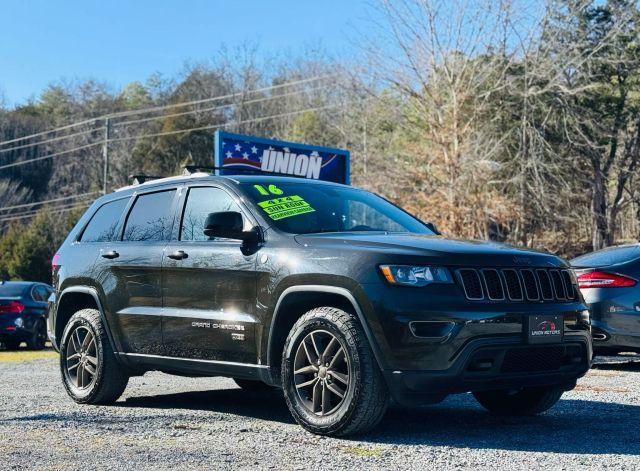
[15, 317, 24, 328]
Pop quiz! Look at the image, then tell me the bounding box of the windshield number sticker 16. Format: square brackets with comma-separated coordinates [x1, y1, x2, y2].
[254, 184, 283, 196]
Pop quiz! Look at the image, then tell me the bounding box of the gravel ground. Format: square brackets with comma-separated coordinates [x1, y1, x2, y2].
[1, 353, 640, 470]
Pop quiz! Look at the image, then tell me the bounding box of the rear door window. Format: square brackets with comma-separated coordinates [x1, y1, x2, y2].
[123, 190, 176, 242]
[80, 198, 129, 242]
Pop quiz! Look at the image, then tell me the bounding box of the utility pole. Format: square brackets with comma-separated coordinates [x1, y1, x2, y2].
[102, 118, 111, 194]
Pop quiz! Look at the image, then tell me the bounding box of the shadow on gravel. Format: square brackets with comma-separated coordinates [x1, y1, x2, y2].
[116, 388, 295, 424]
[109, 387, 640, 455]
[592, 361, 640, 372]
[356, 395, 640, 455]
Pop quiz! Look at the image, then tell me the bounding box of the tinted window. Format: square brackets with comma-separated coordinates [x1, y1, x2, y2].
[180, 187, 243, 241]
[240, 182, 432, 235]
[0, 283, 29, 297]
[123, 190, 176, 242]
[572, 245, 640, 268]
[81, 198, 128, 242]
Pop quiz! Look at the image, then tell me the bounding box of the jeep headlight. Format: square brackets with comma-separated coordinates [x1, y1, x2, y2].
[379, 265, 453, 287]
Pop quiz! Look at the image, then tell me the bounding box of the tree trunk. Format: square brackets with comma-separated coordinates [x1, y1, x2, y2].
[591, 165, 608, 250]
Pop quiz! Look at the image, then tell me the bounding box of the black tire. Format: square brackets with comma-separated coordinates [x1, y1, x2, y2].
[473, 386, 564, 416]
[60, 308, 129, 404]
[233, 378, 277, 391]
[281, 306, 388, 436]
[3, 340, 21, 350]
[26, 319, 47, 350]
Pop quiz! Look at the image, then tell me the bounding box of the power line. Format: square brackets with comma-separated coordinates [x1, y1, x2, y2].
[0, 81, 333, 155]
[105, 75, 332, 120]
[0, 103, 341, 170]
[109, 103, 340, 143]
[0, 117, 101, 148]
[0, 141, 102, 171]
[0, 192, 99, 212]
[112, 83, 332, 128]
[0, 75, 333, 149]
[0, 127, 99, 155]
[0, 202, 91, 224]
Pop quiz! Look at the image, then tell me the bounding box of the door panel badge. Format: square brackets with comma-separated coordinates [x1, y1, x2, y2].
[191, 321, 246, 341]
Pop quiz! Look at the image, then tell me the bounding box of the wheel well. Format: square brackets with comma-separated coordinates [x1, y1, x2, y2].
[55, 291, 99, 344]
[268, 291, 356, 372]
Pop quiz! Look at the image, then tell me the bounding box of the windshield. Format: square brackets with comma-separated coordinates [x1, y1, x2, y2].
[572, 244, 640, 268]
[0, 283, 28, 297]
[240, 181, 433, 235]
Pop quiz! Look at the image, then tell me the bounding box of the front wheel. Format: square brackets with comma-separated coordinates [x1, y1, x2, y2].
[473, 386, 564, 416]
[60, 309, 129, 404]
[281, 307, 388, 436]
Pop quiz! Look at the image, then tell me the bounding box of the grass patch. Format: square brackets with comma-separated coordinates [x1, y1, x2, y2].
[341, 445, 385, 457]
[0, 349, 58, 363]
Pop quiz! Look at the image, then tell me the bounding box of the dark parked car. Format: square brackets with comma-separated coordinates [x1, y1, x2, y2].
[572, 244, 640, 355]
[0, 281, 52, 350]
[48, 173, 592, 436]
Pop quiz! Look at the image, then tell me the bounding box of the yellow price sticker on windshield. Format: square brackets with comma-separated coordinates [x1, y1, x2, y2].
[258, 195, 315, 220]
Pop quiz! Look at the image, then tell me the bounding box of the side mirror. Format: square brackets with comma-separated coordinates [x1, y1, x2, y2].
[426, 222, 441, 235]
[203, 211, 259, 242]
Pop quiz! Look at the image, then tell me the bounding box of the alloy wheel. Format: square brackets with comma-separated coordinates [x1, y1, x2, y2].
[64, 326, 98, 390]
[293, 330, 350, 416]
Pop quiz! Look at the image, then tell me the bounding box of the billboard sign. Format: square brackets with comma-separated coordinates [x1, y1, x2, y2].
[214, 131, 350, 184]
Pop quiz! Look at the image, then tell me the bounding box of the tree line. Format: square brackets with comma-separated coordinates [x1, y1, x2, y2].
[0, 0, 639, 282]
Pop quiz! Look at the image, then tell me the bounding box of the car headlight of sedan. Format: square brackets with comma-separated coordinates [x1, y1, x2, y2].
[379, 265, 453, 287]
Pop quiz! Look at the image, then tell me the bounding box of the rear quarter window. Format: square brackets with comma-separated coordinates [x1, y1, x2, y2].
[80, 198, 129, 242]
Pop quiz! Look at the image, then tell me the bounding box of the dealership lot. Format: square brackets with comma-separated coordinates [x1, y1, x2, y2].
[1, 352, 639, 470]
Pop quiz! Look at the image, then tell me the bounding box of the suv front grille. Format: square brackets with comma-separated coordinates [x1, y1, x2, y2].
[456, 267, 578, 303]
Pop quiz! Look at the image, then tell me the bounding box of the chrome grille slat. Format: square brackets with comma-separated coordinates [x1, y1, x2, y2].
[501, 269, 524, 301]
[481, 269, 504, 300]
[520, 269, 540, 301]
[549, 269, 567, 300]
[457, 269, 484, 300]
[536, 269, 554, 300]
[456, 267, 578, 303]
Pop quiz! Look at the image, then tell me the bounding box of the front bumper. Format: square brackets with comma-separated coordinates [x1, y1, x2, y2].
[384, 333, 591, 406]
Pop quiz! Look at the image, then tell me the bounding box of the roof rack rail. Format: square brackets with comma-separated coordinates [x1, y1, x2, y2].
[182, 165, 310, 180]
[129, 174, 166, 185]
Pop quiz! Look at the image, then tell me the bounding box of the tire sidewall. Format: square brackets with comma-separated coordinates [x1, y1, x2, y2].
[60, 310, 106, 403]
[29, 319, 47, 350]
[282, 314, 361, 433]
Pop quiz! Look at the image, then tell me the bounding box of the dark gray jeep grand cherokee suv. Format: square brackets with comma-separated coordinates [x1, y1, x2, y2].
[48, 173, 592, 436]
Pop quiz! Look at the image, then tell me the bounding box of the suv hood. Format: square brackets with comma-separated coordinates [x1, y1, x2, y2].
[293, 232, 565, 268]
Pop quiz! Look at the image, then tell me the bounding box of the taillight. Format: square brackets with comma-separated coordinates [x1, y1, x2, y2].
[0, 301, 25, 314]
[52, 253, 61, 272]
[577, 271, 637, 289]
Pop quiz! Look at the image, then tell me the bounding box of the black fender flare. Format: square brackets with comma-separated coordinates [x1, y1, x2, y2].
[56, 286, 119, 354]
[266, 285, 387, 371]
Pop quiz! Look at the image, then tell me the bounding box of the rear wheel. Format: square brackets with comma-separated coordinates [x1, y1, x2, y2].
[281, 306, 388, 436]
[473, 386, 564, 416]
[26, 319, 47, 350]
[233, 378, 276, 391]
[2, 340, 21, 350]
[60, 308, 129, 404]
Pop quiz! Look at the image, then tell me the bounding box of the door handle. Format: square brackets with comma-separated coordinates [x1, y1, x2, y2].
[101, 250, 119, 259]
[168, 250, 188, 260]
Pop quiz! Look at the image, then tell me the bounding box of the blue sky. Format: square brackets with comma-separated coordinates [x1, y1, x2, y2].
[0, 0, 372, 106]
